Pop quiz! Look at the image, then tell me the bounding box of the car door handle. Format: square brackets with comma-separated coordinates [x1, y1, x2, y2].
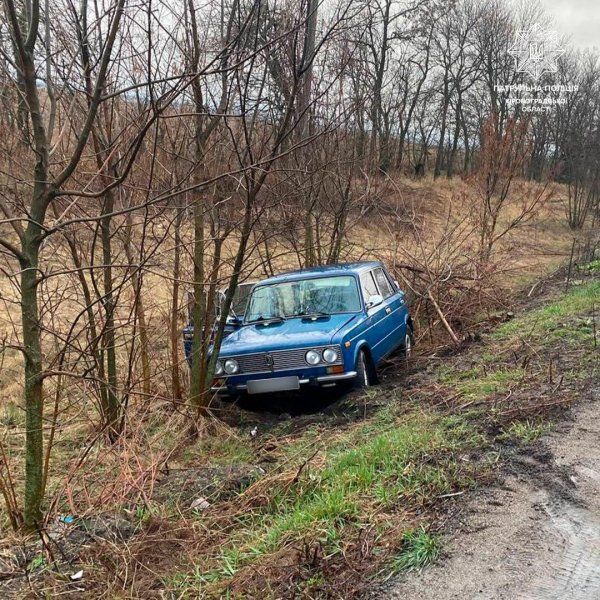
[385, 307, 392, 315]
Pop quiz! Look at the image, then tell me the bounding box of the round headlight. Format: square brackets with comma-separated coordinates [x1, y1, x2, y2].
[215, 360, 224, 375]
[305, 350, 321, 365]
[224, 358, 239, 374]
[322, 348, 338, 363]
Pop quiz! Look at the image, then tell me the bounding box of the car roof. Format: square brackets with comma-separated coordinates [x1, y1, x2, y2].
[255, 261, 384, 286]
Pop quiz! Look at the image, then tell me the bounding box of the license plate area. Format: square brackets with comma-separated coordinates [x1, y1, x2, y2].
[247, 376, 300, 395]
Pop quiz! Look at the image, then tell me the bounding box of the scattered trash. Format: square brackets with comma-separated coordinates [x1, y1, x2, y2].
[250, 426, 258, 437]
[59, 515, 76, 524]
[190, 497, 211, 511]
[70, 570, 84, 581]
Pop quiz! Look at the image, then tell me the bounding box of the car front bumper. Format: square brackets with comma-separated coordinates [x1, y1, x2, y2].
[211, 371, 358, 394]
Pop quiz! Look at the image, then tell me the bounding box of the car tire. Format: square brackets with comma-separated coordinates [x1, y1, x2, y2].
[355, 349, 375, 389]
[401, 327, 414, 361]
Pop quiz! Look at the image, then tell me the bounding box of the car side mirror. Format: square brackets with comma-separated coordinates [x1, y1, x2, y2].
[394, 280, 401, 291]
[227, 315, 243, 328]
[366, 294, 384, 309]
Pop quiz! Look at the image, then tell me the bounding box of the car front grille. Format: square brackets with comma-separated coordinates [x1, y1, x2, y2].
[229, 345, 343, 375]
[235, 353, 271, 374]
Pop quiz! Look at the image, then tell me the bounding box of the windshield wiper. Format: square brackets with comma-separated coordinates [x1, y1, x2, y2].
[294, 310, 330, 319]
[245, 315, 286, 325]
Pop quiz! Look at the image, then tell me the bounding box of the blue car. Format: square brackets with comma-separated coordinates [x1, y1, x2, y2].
[210, 261, 413, 398]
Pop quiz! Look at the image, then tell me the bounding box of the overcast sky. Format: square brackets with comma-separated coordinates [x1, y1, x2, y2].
[540, 0, 599, 50]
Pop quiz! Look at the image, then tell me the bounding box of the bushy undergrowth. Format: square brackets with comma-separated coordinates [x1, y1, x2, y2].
[9, 273, 598, 599]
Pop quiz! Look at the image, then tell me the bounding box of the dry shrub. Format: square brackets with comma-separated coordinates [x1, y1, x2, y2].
[225, 450, 326, 512]
[46, 404, 201, 519]
[365, 120, 561, 350]
[80, 517, 200, 596]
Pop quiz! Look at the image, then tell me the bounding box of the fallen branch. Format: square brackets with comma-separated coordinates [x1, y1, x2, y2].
[428, 290, 460, 345]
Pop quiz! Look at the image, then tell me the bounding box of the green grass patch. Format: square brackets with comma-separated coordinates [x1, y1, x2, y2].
[385, 527, 441, 576]
[501, 420, 551, 443]
[584, 259, 600, 273]
[28, 555, 46, 572]
[166, 410, 482, 596]
[493, 280, 600, 341]
[438, 366, 521, 400]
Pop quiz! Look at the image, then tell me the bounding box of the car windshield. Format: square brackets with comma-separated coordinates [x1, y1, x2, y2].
[245, 275, 361, 322]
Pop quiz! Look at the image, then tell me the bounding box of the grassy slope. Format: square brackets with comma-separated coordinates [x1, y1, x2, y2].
[151, 272, 599, 599]
[5, 271, 598, 599]
[166, 411, 484, 597]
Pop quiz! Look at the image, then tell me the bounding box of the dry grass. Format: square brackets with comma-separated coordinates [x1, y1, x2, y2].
[0, 174, 586, 593]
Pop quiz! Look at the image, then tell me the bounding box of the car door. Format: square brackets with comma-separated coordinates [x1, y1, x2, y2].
[359, 270, 387, 363]
[371, 267, 405, 358]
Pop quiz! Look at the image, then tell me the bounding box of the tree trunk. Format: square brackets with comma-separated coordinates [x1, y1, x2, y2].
[20, 233, 44, 527]
[170, 209, 183, 401]
[300, 0, 318, 267]
[122, 218, 151, 398]
[447, 97, 462, 178]
[461, 106, 470, 174]
[100, 191, 121, 439]
[18, 49, 51, 529]
[434, 80, 450, 179]
[189, 176, 208, 410]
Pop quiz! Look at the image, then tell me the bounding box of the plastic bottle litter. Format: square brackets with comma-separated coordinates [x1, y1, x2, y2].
[190, 497, 211, 511]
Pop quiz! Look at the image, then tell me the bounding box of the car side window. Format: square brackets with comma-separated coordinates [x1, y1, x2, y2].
[373, 268, 394, 299]
[360, 271, 379, 301]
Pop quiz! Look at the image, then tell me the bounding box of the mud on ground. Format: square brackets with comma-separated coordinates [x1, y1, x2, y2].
[371, 383, 600, 599]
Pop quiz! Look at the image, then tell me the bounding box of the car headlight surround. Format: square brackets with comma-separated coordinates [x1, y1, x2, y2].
[305, 350, 321, 365]
[215, 360, 224, 375]
[322, 348, 338, 363]
[224, 358, 239, 374]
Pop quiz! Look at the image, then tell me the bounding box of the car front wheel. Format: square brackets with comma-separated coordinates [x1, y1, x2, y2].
[355, 349, 375, 389]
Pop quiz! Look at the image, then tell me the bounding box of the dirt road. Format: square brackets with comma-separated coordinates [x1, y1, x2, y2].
[378, 388, 600, 600]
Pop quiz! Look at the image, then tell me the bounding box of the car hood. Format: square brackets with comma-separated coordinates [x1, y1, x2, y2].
[219, 314, 358, 355]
